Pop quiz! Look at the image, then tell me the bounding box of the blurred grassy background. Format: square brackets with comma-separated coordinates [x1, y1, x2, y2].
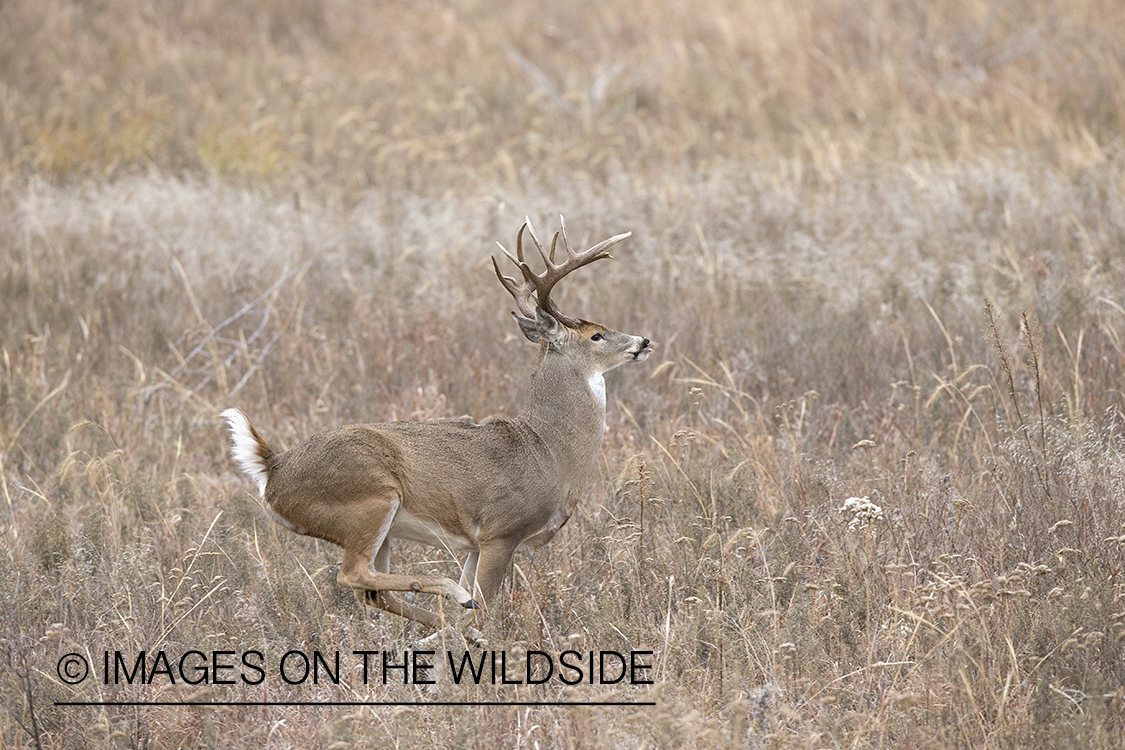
[3, 0, 1123, 188]
[3, 1, 1125, 748]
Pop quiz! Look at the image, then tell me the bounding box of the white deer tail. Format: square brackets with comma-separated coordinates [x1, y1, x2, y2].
[220, 408, 273, 498]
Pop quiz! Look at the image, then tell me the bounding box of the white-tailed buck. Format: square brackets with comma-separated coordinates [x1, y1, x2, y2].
[222, 218, 651, 635]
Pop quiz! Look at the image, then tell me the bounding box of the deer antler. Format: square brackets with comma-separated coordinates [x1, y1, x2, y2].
[492, 216, 631, 329]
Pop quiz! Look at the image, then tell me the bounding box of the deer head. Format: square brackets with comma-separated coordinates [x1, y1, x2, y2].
[492, 217, 652, 381]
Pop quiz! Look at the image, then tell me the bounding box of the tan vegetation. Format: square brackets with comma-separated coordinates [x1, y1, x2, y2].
[2, 0, 1125, 747]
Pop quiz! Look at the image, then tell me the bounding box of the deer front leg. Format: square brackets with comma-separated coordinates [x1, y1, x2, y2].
[415, 543, 513, 644]
[467, 540, 519, 616]
[458, 549, 480, 599]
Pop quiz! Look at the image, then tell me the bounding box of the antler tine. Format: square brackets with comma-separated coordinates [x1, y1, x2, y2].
[549, 215, 570, 265]
[581, 230, 631, 261]
[558, 215, 575, 260]
[521, 217, 553, 272]
[514, 220, 527, 264]
[495, 240, 533, 282]
[490, 251, 520, 295]
[549, 230, 561, 266]
[492, 243, 538, 320]
[495, 240, 519, 269]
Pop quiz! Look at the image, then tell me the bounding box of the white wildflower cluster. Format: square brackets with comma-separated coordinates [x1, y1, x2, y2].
[839, 496, 883, 533]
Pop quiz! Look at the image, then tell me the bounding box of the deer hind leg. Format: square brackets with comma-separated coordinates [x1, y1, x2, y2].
[337, 497, 478, 627]
[356, 539, 459, 631]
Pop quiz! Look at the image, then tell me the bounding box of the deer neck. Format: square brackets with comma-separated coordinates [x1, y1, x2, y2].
[517, 348, 607, 470]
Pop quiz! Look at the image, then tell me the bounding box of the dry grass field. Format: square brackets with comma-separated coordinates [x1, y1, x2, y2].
[3, 0, 1125, 747]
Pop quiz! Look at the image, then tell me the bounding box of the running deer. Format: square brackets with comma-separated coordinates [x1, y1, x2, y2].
[222, 218, 651, 635]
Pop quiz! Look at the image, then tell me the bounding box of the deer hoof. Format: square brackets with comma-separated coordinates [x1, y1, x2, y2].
[462, 598, 481, 610]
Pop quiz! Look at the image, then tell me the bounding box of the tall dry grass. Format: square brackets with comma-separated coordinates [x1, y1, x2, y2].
[3, 1, 1125, 748]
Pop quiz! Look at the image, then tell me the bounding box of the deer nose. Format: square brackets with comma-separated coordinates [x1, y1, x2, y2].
[641, 338, 651, 348]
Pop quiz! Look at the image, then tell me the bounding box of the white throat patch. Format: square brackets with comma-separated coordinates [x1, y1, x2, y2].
[588, 372, 607, 408]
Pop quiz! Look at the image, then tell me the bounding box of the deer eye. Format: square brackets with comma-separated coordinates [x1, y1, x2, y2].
[591, 333, 603, 341]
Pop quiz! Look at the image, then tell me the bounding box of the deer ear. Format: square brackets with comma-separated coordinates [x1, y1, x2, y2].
[534, 306, 562, 342]
[513, 311, 541, 343]
[511, 307, 562, 345]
